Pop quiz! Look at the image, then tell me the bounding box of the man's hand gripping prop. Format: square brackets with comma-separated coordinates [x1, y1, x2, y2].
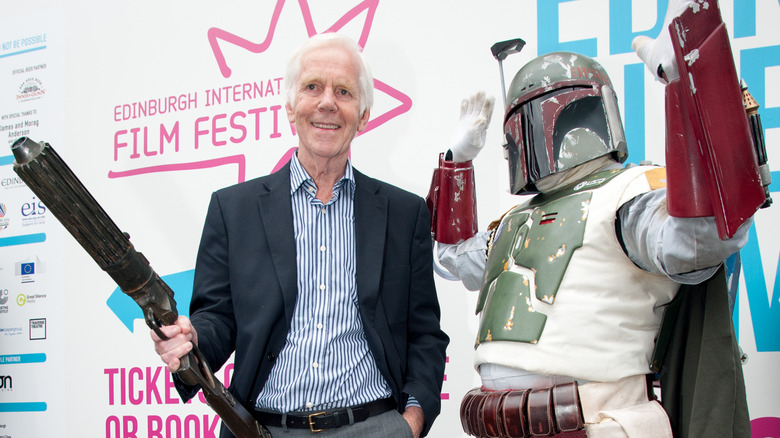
[10, 137, 271, 438]
[633, 0, 772, 238]
[427, 92, 495, 244]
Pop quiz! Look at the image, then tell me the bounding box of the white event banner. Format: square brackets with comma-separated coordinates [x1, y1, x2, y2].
[1, 1, 778, 437]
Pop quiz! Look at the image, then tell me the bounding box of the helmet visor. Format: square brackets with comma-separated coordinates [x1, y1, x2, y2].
[504, 85, 614, 194]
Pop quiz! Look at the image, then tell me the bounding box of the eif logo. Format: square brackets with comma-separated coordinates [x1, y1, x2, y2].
[0, 203, 6, 217]
[0, 375, 12, 391]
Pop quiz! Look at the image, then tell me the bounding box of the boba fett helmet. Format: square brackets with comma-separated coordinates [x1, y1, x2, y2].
[502, 52, 628, 194]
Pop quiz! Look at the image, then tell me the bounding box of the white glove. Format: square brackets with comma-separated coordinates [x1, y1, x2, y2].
[447, 91, 495, 162]
[631, 0, 697, 84]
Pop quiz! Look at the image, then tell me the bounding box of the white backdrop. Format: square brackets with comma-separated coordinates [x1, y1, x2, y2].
[1, 1, 778, 437]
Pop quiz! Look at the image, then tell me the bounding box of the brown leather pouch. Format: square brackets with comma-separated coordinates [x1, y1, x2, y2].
[552, 382, 584, 432]
[466, 389, 488, 437]
[460, 383, 585, 437]
[527, 387, 554, 436]
[460, 389, 481, 435]
[480, 391, 508, 437]
[501, 390, 529, 438]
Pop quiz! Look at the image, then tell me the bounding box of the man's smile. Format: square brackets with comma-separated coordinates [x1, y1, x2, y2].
[312, 122, 340, 130]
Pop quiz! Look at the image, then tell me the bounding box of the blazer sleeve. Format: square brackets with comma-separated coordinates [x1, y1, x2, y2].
[403, 198, 450, 436]
[174, 191, 238, 401]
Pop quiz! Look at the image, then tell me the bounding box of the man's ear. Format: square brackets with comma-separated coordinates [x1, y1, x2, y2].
[285, 102, 295, 124]
[357, 109, 370, 132]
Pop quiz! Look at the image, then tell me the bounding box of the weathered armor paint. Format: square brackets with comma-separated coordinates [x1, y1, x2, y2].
[474, 166, 679, 382]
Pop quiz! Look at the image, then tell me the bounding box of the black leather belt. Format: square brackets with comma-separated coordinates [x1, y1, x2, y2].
[252, 398, 396, 433]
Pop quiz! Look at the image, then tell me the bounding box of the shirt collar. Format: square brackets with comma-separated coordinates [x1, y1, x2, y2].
[289, 151, 356, 197]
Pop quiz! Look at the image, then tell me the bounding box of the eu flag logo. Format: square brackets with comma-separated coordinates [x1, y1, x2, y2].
[21, 262, 34, 275]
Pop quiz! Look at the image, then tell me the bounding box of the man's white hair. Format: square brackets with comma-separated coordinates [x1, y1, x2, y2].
[284, 33, 374, 115]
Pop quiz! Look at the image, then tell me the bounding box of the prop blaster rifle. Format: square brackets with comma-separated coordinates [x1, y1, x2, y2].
[11, 137, 270, 438]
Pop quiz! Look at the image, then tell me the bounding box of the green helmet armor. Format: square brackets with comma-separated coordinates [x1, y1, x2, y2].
[502, 52, 628, 194]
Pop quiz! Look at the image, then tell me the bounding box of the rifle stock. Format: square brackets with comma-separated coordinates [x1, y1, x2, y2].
[11, 137, 269, 438]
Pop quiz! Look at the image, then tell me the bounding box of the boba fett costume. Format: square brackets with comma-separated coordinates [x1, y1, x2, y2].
[429, 17, 764, 435]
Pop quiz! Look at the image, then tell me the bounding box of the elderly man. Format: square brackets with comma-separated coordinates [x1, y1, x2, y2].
[152, 33, 448, 438]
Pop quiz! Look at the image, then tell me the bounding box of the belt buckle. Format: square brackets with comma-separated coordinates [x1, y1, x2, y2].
[308, 411, 327, 433]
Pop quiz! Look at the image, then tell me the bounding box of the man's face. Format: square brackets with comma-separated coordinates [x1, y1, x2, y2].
[286, 45, 370, 165]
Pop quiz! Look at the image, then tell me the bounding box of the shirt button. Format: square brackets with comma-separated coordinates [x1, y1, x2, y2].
[317, 323, 323, 330]
[306, 402, 314, 409]
[319, 284, 326, 291]
[321, 208, 326, 214]
[312, 362, 319, 369]
[320, 245, 327, 252]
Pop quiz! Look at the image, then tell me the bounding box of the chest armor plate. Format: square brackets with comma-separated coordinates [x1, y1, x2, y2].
[475, 169, 623, 346]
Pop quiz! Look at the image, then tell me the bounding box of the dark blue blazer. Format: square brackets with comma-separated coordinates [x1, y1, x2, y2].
[179, 161, 449, 437]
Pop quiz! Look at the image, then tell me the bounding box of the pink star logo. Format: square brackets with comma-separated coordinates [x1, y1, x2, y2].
[109, 0, 411, 181]
[208, 0, 412, 172]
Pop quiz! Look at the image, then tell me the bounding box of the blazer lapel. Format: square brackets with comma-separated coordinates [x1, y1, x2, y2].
[257, 163, 299, 325]
[354, 169, 387, 319]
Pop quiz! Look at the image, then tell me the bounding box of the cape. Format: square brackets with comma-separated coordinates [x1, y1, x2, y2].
[657, 266, 751, 437]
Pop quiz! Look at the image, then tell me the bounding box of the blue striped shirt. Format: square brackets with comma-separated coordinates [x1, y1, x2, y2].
[255, 153, 393, 412]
